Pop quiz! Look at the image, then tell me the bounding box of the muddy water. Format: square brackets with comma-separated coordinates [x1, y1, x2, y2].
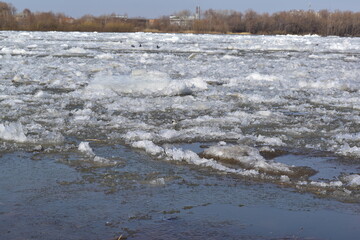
[1, 144, 359, 240]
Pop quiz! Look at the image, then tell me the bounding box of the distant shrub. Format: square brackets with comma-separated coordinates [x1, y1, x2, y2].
[103, 22, 134, 32]
[75, 20, 102, 32]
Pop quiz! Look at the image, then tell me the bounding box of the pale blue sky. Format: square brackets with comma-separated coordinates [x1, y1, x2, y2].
[6, 0, 360, 18]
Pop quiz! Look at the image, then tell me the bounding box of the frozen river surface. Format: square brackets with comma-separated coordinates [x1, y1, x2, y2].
[1, 31, 360, 239]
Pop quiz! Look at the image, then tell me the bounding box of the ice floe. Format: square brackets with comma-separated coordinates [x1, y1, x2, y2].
[1, 31, 360, 200]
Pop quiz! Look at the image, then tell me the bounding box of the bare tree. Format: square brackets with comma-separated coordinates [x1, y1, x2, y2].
[0, 2, 17, 29]
[1, 1, 360, 36]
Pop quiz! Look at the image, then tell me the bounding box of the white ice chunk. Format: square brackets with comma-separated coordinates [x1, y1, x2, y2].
[165, 147, 206, 164]
[0, 122, 27, 143]
[256, 135, 285, 146]
[343, 174, 360, 187]
[149, 178, 166, 185]
[78, 142, 95, 156]
[165, 77, 208, 95]
[93, 156, 112, 164]
[163, 146, 259, 176]
[280, 175, 290, 182]
[158, 129, 180, 140]
[66, 47, 87, 54]
[78, 141, 113, 165]
[297, 181, 308, 186]
[246, 73, 279, 82]
[72, 109, 93, 122]
[202, 145, 292, 174]
[27, 44, 38, 49]
[337, 143, 360, 157]
[330, 181, 343, 187]
[132, 140, 164, 155]
[124, 131, 154, 142]
[95, 53, 114, 59]
[12, 48, 27, 55]
[1, 47, 27, 54]
[34, 90, 50, 98]
[310, 181, 343, 188]
[257, 110, 273, 117]
[85, 70, 207, 96]
[87, 70, 171, 95]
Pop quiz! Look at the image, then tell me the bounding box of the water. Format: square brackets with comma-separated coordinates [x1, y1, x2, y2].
[1, 31, 360, 239]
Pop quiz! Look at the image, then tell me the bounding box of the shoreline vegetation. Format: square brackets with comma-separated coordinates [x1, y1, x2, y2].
[1, 2, 360, 36]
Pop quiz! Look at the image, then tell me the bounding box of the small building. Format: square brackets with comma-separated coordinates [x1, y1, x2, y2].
[169, 15, 196, 27]
[169, 6, 201, 27]
[59, 17, 75, 24]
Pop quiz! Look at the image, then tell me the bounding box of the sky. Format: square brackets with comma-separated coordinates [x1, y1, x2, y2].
[5, 0, 360, 18]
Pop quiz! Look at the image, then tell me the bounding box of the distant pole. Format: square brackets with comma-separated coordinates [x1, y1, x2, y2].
[196, 5, 201, 20]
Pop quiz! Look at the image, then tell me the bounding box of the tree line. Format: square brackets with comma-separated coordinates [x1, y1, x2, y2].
[1, 1, 360, 36]
[160, 9, 360, 36]
[0, 2, 145, 32]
